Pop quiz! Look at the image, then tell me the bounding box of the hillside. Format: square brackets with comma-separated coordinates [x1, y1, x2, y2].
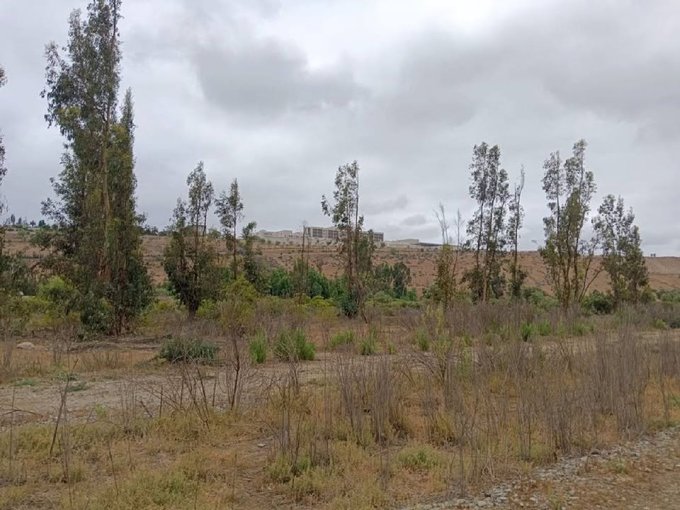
[6, 229, 680, 294]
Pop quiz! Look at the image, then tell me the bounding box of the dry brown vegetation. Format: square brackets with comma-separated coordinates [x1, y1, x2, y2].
[2, 300, 680, 509]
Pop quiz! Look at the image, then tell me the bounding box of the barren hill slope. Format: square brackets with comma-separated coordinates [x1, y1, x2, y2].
[6, 230, 680, 294]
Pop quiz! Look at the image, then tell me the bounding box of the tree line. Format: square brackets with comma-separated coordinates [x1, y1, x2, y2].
[0, 0, 649, 333]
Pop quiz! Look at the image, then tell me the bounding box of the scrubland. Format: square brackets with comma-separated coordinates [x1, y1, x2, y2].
[2, 297, 680, 509]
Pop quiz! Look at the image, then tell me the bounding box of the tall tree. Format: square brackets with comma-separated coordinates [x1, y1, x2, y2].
[540, 139, 598, 309]
[322, 161, 369, 318]
[163, 163, 220, 316]
[464, 143, 510, 302]
[41, 0, 151, 332]
[215, 179, 243, 279]
[507, 166, 527, 299]
[241, 220, 262, 288]
[106, 90, 152, 333]
[593, 195, 648, 306]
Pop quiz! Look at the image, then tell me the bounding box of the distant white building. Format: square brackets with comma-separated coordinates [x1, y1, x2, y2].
[257, 229, 295, 239]
[303, 226, 384, 243]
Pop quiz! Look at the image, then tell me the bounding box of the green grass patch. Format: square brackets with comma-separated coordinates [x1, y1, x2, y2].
[397, 446, 441, 472]
[330, 330, 355, 349]
[159, 337, 218, 364]
[274, 329, 315, 361]
[248, 332, 268, 364]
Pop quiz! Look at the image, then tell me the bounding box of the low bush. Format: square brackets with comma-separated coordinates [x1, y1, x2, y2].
[249, 332, 268, 364]
[274, 329, 315, 361]
[653, 318, 669, 330]
[159, 337, 218, 363]
[397, 446, 441, 471]
[359, 335, 376, 356]
[583, 291, 615, 315]
[330, 330, 355, 349]
[414, 328, 430, 352]
[535, 320, 552, 336]
[196, 299, 219, 320]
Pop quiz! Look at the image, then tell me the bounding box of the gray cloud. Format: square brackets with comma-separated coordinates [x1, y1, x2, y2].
[194, 40, 364, 118]
[401, 214, 427, 227]
[364, 194, 408, 215]
[0, 0, 679, 255]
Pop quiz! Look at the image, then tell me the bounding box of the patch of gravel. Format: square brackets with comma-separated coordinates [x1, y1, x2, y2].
[404, 425, 680, 510]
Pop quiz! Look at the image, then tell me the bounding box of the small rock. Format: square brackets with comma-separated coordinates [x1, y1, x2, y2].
[16, 341, 35, 350]
[257, 443, 266, 448]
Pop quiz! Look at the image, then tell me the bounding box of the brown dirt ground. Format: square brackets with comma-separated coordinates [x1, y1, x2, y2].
[6, 230, 680, 294]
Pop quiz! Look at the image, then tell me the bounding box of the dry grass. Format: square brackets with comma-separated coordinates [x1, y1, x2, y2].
[2, 303, 680, 508]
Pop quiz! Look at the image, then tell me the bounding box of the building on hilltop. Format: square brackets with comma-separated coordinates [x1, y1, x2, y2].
[303, 226, 384, 243]
[256, 229, 295, 239]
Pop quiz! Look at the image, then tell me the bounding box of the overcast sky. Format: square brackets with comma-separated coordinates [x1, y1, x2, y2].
[1, 0, 679, 253]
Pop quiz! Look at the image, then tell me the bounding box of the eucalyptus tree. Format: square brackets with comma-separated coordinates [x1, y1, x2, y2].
[241, 220, 262, 288]
[163, 163, 220, 316]
[540, 139, 598, 309]
[593, 195, 648, 306]
[321, 161, 369, 318]
[215, 179, 244, 279]
[464, 143, 510, 302]
[41, 0, 150, 333]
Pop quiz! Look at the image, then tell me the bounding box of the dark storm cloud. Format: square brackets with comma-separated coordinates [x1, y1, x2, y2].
[0, 0, 679, 254]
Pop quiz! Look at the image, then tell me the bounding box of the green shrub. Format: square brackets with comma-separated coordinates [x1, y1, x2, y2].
[653, 318, 669, 330]
[248, 333, 268, 364]
[520, 322, 534, 342]
[415, 329, 430, 352]
[398, 446, 441, 471]
[81, 294, 114, 334]
[330, 330, 355, 349]
[583, 291, 614, 315]
[159, 337, 218, 363]
[274, 329, 315, 361]
[196, 299, 219, 320]
[268, 268, 293, 298]
[38, 276, 78, 310]
[522, 287, 558, 310]
[536, 320, 552, 336]
[570, 321, 594, 336]
[359, 335, 376, 356]
[658, 289, 680, 304]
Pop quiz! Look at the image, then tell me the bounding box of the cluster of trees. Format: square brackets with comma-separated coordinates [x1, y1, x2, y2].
[430, 139, 648, 311]
[0, 0, 652, 335]
[161, 160, 412, 317]
[162, 164, 264, 316]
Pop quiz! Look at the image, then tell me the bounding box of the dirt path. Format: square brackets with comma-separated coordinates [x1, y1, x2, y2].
[408, 426, 680, 509]
[0, 353, 337, 427]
